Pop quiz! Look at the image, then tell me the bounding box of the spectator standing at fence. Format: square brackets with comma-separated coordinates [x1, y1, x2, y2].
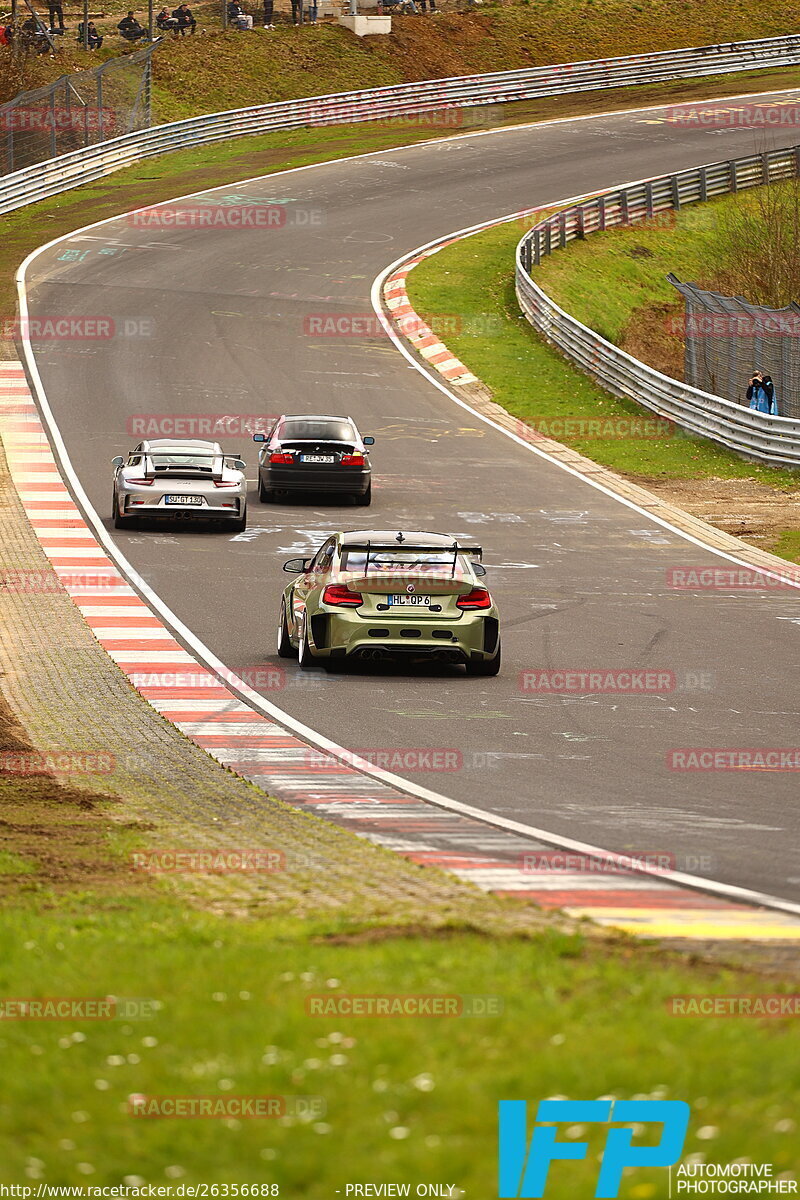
[172, 3, 196, 33]
[47, 0, 65, 33]
[306, 0, 317, 21]
[419, 0, 437, 11]
[262, 0, 274, 26]
[762, 374, 780, 416]
[747, 372, 769, 413]
[118, 10, 148, 39]
[290, 0, 302, 24]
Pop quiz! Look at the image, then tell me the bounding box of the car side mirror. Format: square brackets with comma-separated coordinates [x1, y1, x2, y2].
[111, 456, 124, 468]
[233, 459, 246, 470]
[283, 557, 311, 573]
[473, 562, 486, 577]
[253, 433, 266, 442]
[363, 436, 375, 446]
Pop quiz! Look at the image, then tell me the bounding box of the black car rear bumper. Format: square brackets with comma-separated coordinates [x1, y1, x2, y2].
[262, 465, 370, 494]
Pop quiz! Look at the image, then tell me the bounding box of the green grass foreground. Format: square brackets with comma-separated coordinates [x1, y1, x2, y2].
[406, 219, 800, 489]
[1, 894, 799, 1192]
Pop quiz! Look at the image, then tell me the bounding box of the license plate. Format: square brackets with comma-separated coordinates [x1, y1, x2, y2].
[387, 594, 432, 607]
[301, 454, 335, 463]
[164, 495, 203, 505]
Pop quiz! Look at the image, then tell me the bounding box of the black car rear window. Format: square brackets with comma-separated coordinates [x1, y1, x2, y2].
[280, 420, 355, 442]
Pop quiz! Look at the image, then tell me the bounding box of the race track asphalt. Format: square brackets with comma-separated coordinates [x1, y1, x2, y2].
[21, 90, 800, 901]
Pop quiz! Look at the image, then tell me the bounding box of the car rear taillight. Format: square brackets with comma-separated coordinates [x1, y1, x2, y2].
[126, 478, 154, 485]
[322, 584, 363, 607]
[269, 452, 294, 464]
[456, 588, 492, 610]
[213, 480, 239, 488]
[341, 453, 365, 466]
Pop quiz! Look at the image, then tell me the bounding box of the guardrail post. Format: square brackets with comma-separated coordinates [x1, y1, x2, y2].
[795, 146, 800, 181]
[761, 151, 770, 184]
[671, 175, 681, 210]
[598, 196, 606, 231]
[729, 159, 737, 193]
[96, 73, 103, 145]
[144, 55, 153, 128]
[576, 206, 585, 240]
[699, 165, 708, 202]
[531, 233, 539, 268]
[545, 223, 553, 257]
[645, 181, 654, 219]
[559, 210, 567, 247]
[619, 190, 629, 226]
[49, 89, 57, 160]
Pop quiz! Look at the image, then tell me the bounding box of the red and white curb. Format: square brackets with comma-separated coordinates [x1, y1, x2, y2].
[384, 259, 479, 386]
[2, 360, 800, 940]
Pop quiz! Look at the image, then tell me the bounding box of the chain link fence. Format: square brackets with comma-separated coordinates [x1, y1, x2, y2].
[669, 275, 800, 420]
[0, 39, 157, 174]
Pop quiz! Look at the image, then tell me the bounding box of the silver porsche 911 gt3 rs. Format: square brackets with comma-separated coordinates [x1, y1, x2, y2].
[111, 439, 247, 530]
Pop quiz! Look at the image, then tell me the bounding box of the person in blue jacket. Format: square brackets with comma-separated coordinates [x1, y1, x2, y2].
[762, 375, 779, 416]
[747, 372, 770, 413]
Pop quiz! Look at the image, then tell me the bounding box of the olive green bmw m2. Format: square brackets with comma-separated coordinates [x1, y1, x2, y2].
[277, 529, 501, 676]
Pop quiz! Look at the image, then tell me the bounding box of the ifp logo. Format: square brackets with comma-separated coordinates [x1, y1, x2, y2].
[498, 1099, 689, 1197]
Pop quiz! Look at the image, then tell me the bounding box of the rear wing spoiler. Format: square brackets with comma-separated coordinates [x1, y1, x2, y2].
[344, 543, 483, 559]
[138, 452, 243, 481]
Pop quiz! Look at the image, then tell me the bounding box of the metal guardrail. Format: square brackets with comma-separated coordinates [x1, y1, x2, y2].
[3, 32, 800, 213]
[516, 145, 800, 468]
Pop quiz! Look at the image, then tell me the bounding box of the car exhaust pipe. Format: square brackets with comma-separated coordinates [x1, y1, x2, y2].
[358, 648, 386, 662]
[433, 649, 462, 664]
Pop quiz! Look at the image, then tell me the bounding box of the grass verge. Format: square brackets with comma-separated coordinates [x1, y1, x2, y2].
[1, 786, 799, 1191]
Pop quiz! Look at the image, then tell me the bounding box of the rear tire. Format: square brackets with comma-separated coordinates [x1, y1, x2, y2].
[231, 505, 247, 533]
[465, 642, 501, 677]
[258, 475, 274, 503]
[297, 617, 316, 671]
[355, 481, 372, 506]
[277, 600, 295, 658]
[112, 492, 135, 530]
